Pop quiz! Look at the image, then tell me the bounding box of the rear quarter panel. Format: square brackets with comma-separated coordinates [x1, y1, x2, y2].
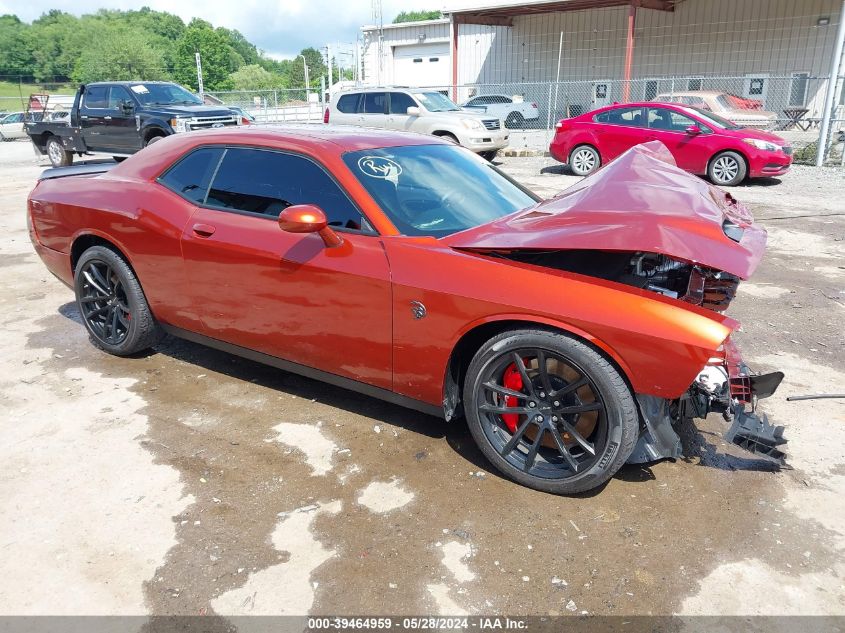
[29, 174, 200, 329]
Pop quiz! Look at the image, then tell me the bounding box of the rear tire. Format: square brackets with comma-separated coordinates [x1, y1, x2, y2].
[505, 112, 525, 129]
[568, 144, 600, 176]
[46, 137, 73, 167]
[708, 151, 747, 186]
[463, 329, 639, 495]
[74, 246, 163, 356]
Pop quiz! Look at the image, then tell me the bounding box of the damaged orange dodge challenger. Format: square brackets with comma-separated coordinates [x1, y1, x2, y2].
[27, 126, 786, 494]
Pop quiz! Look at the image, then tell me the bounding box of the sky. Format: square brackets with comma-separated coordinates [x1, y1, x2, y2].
[1, 0, 462, 60]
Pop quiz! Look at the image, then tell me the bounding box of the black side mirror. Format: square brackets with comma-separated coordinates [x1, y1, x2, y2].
[120, 101, 134, 114]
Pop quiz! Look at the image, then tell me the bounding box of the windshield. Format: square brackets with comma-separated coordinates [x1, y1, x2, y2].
[681, 106, 742, 130]
[413, 91, 461, 112]
[343, 145, 539, 237]
[130, 83, 202, 106]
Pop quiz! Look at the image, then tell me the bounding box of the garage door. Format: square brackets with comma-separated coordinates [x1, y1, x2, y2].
[392, 42, 450, 88]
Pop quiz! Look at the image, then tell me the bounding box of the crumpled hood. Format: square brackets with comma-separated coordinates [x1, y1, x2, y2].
[443, 141, 766, 279]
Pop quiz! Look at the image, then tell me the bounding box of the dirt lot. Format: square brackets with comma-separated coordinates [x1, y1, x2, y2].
[0, 138, 843, 621]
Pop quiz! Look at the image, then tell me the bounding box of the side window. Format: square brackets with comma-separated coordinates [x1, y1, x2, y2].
[336, 94, 360, 113]
[158, 147, 224, 205]
[362, 92, 387, 114]
[83, 86, 108, 109]
[596, 107, 644, 127]
[493, 96, 512, 104]
[207, 148, 366, 230]
[108, 86, 132, 109]
[648, 108, 697, 132]
[388, 92, 417, 114]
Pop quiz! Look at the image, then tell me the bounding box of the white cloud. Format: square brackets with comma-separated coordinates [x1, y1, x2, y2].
[1, 0, 449, 59]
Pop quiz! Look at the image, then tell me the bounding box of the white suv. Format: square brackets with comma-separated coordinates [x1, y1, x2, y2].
[325, 88, 509, 160]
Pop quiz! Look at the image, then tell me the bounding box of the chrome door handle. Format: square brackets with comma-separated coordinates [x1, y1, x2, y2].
[104, 116, 112, 120]
[80, 115, 89, 119]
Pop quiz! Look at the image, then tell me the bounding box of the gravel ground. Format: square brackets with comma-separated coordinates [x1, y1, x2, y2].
[0, 137, 843, 623]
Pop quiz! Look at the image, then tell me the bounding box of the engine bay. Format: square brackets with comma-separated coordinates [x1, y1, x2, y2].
[491, 249, 740, 312]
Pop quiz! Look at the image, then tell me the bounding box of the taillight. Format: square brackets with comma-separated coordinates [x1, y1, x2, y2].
[555, 120, 568, 130]
[323, 108, 330, 124]
[241, 117, 250, 125]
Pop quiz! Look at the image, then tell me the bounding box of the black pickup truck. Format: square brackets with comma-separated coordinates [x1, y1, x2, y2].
[26, 81, 239, 167]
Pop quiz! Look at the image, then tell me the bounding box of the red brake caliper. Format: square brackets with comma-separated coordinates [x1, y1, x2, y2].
[501, 363, 525, 433]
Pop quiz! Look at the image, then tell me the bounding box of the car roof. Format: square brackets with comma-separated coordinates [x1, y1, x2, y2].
[86, 81, 179, 87]
[656, 91, 723, 97]
[112, 124, 450, 181]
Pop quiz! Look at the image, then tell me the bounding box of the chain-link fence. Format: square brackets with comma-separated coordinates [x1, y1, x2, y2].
[411, 74, 845, 166]
[204, 89, 324, 124]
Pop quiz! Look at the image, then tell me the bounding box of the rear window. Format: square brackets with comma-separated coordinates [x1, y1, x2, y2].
[594, 107, 644, 126]
[157, 147, 224, 205]
[337, 94, 360, 113]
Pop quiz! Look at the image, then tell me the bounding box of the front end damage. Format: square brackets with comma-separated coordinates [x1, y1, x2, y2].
[630, 337, 786, 465]
[444, 141, 789, 466]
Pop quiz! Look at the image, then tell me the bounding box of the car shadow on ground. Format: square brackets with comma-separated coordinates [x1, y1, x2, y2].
[56, 301, 777, 496]
[539, 164, 570, 176]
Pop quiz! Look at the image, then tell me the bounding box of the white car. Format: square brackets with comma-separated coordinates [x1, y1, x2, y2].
[326, 88, 509, 160]
[0, 112, 27, 141]
[461, 94, 539, 129]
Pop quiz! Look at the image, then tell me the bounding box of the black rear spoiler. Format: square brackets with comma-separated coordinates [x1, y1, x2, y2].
[38, 161, 116, 181]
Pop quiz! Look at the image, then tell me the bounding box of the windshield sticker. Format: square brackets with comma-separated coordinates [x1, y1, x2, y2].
[130, 85, 150, 94]
[357, 156, 402, 184]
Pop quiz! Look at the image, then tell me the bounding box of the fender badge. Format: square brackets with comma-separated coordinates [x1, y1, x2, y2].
[410, 301, 427, 320]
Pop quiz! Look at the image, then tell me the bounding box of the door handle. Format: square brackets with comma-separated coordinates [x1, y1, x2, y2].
[104, 116, 112, 120]
[191, 223, 216, 237]
[80, 115, 89, 119]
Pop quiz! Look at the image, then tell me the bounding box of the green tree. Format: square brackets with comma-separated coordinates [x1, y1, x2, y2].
[288, 47, 326, 88]
[173, 18, 244, 91]
[72, 27, 167, 83]
[216, 27, 260, 66]
[229, 64, 284, 90]
[0, 15, 35, 77]
[392, 10, 442, 23]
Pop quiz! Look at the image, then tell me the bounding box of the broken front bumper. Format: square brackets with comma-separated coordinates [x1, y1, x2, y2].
[628, 338, 787, 465]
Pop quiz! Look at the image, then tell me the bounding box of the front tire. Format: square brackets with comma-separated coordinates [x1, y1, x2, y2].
[74, 246, 163, 356]
[708, 151, 747, 186]
[463, 329, 638, 494]
[46, 137, 73, 167]
[568, 144, 600, 176]
[479, 150, 498, 161]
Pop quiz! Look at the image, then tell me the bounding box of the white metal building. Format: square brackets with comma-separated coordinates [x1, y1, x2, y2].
[360, 0, 845, 117]
[361, 18, 453, 87]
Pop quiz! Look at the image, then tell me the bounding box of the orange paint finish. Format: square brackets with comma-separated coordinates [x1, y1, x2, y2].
[383, 237, 732, 404]
[28, 126, 750, 416]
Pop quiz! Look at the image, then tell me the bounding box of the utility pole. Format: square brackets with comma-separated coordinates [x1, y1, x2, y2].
[195, 52, 204, 100]
[327, 44, 334, 95]
[816, 0, 845, 166]
[297, 54, 310, 101]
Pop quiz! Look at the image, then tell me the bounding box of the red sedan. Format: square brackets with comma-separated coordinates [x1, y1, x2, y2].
[550, 102, 793, 186]
[28, 127, 785, 494]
